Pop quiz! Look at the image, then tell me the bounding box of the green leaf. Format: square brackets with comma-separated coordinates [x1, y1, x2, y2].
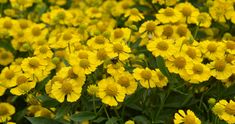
[133, 115, 151, 124]
[26, 117, 63, 124]
[55, 102, 71, 119]
[93, 117, 106, 123]
[70, 111, 96, 122]
[105, 117, 118, 124]
[156, 56, 171, 79]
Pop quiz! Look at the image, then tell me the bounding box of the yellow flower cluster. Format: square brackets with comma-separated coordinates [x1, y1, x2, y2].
[0, 0, 234, 123]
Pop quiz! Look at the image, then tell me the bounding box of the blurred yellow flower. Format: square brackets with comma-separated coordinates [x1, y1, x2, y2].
[174, 109, 201, 124]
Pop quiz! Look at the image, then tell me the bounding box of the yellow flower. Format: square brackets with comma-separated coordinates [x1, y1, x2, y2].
[48, 0, 67, 6]
[87, 35, 109, 50]
[34, 45, 53, 59]
[155, 69, 168, 88]
[107, 62, 125, 76]
[106, 41, 131, 61]
[175, 2, 200, 24]
[98, 77, 126, 106]
[51, 78, 82, 102]
[125, 8, 144, 22]
[212, 100, 235, 124]
[222, 74, 235, 87]
[199, 40, 225, 60]
[185, 62, 211, 83]
[174, 109, 201, 124]
[209, 0, 234, 22]
[125, 120, 135, 124]
[224, 40, 235, 54]
[166, 53, 191, 80]
[0, 17, 16, 36]
[86, 7, 102, 18]
[10, 0, 34, 10]
[209, 59, 234, 80]
[147, 38, 176, 58]
[10, 73, 36, 96]
[139, 20, 160, 40]
[157, 25, 176, 39]
[90, 48, 110, 66]
[110, 28, 131, 42]
[0, 102, 15, 123]
[87, 84, 99, 96]
[153, 0, 177, 6]
[25, 23, 48, 43]
[181, 44, 202, 62]
[0, 85, 6, 96]
[156, 7, 182, 24]
[0, 48, 14, 66]
[114, 72, 137, 95]
[133, 67, 159, 89]
[175, 24, 192, 38]
[35, 107, 54, 118]
[196, 12, 212, 28]
[0, 66, 21, 88]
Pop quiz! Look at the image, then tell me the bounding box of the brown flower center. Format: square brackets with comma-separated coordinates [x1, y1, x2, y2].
[113, 43, 123, 53]
[97, 49, 108, 60]
[186, 47, 196, 59]
[19, 20, 28, 29]
[164, 8, 175, 16]
[163, 26, 173, 37]
[29, 59, 40, 69]
[207, 43, 217, 53]
[61, 81, 73, 94]
[182, 6, 192, 17]
[146, 22, 156, 32]
[174, 57, 186, 69]
[214, 60, 226, 72]
[78, 52, 88, 59]
[16, 75, 28, 85]
[114, 29, 124, 39]
[0, 105, 9, 116]
[118, 76, 130, 87]
[225, 103, 235, 115]
[105, 84, 118, 96]
[63, 33, 72, 41]
[193, 64, 203, 74]
[32, 27, 41, 36]
[79, 59, 90, 69]
[95, 36, 105, 44]
[177, 26, 187, 37]
[3, 20, 12, 29]
[141, 70, 152, 80]
[39, 46, 48, 54]
[184, 115, 196, 124]
[157, 41, 169, 51]
[226, 41, 235, 50]
[5, 70, 14, 79]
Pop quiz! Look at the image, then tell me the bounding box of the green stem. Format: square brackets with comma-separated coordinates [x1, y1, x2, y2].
[103, 105, 110, 119]
[93, 95, 97, 114]
[193, 23, 200, 40]
[114, 108, 120, 118]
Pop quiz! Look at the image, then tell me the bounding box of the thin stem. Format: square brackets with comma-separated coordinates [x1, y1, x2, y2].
[93, 95, 97, 114]
[193, 23, 200, 40]
[114, 108, 120, 118]
[103, 105, 110, 119]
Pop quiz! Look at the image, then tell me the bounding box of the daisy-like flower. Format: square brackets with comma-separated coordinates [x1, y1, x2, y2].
[0, 49, 14, 66]
[87, 35, 109, 50]
[200, 40, 225, 60]
[110, 28, 131, 42]
[224, 40, 235, 54]
[25, 23, 48, 43]
[51, 78, 82, 102]
[106, 41, 131, 61]
[87, 84, 99, 96]
[181, 44, 202, 62]
[114, 72, 137, 95]
[156, 7, 182, 24]
[34, 45, 53, 59]
[185, 61, 211, 84]
[175, 2, 199, 24]
[133, 67, 159, 89]
[125, 8, 144, 22]
[0, 17, 16, 35]
[209, 59, 234, 80]
[0, 66, 21, 88]
[196, 12, 212, 28]
[139, 20, 160, 39]
[147, 38, 175, 58]
[174, 109, 201, 124]
[97, 77, 126, 106]
[0, 102, 15, 123]
[212, 100, 235, 124]
[107, 62, 125, 76]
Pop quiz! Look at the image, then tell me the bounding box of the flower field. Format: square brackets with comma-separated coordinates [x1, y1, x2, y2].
[0, 0, 235, 124]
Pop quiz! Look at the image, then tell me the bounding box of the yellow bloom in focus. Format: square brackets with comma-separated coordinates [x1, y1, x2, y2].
[156, 7, 182, 24]
[51, 79, 82, 102]
[106, 42, 131, 61]
[125, 120, 135, 124]
[0, 102, 15, 123]
[181, 44, 202, 62]
[147, 38, 175, 58]
[185, 62, 211, 84]
[224, 40, 235, 54]
[212, 100, 235, 124]
[98, 77, 126, 106]
[125, 8, 144, 22]
[174, 109, 201, 124]
[175, 2, 200, 24]
[34, 45, 53, 59]
[111, 28, 131, 42]
[209, 59, 234, 80]
[114, 72, 137, 95]
[87, 35, 109, 50]
[34, 107, 54, 118]
[0, 66, 21, 88]
[10, 74, 36, 96]
[107, 62, 125, 76]
[25, 23, 48, 43]
[0, 17, 16, 35]
[200, 40, 225, 60]
[139, 20, 160, 40]
[222, 74, 235, 87]
[133, 67, 159, 89]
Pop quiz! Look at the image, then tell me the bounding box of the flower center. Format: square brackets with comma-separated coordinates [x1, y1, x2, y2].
[105, 84, 118, 96]
[163, 26, 173, 37]
[17, 31, 24, 37]
[184, 115, 196, 124]
[39, 46, 48, 54]
[3, 20, 12, 29]
[130, 8, 139, 15]
[79, 59, 90, 69]
[114, 29, 124, 39]
[186, 47, 196, 59]
[174, 57, 186, 69]
[177, 26, 187, 37]
[97, 49, 108, 60]
[141, 70, 152, 80]
[207, 43, 217, 53]
[95, 36, 105, 44]
[0, 105, 9, 116]
[157, 41, 169, 51]
[118, 76, 130, 87]
[57, 11, 65, 20]
[113, 43, 123, 53]
[225, 54, 234, 64]
[32, 27, 41, 36]
[68, 69, 78, 79]
[214, 60, 226, 72]
[197, 13, 207, 23]
[29, 59, 40, 69]
[164, 8, 175, 16]
[63, 33, 72, 40]
[1, 52, 9, 59]
[146, 22, 156, 32]
[225, 103, 235, 115]
[226, 41, 235, 50]
[78, 52, 88, 59]
[19, 20, 28, 29]
[193, 64, 203, 74]
[5, 70, 14, 79]
[61, 81, 73, 94]
[182, 6, 192, 17]
[16, 75, 28, 85]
